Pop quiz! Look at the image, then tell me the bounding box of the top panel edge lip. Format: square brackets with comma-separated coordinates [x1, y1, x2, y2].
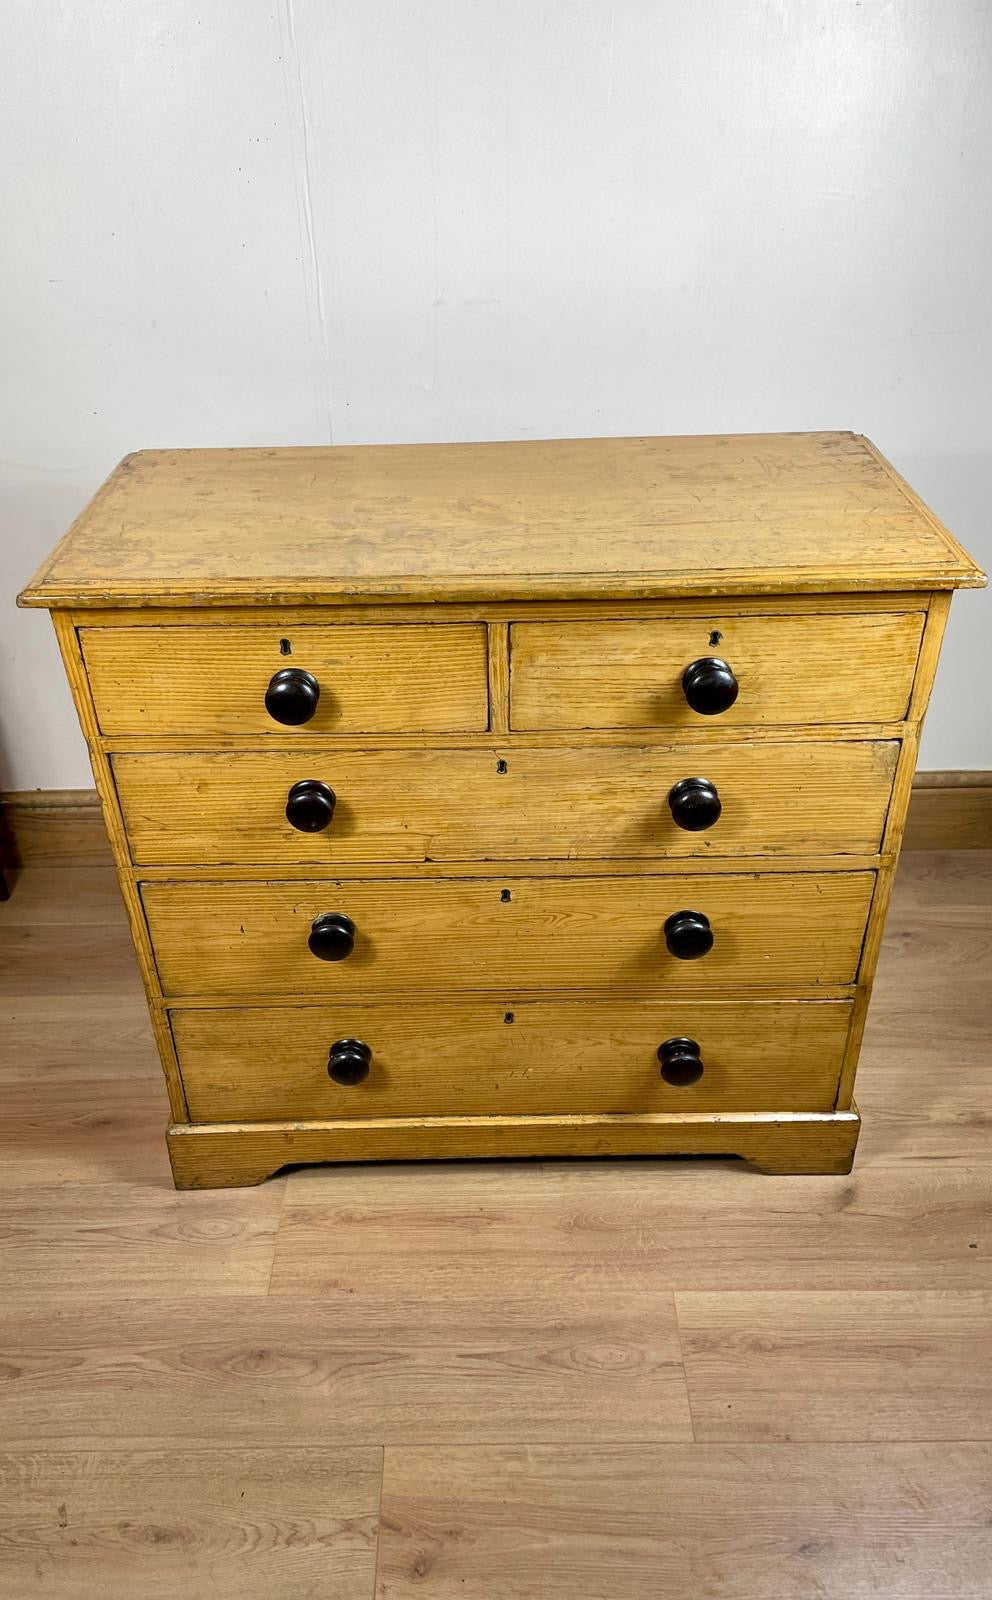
[117, 429, 865, 461]
[17, 565, 987, 610]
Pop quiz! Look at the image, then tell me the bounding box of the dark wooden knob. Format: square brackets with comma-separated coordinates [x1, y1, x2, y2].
[664, 909, 714, 960]
[265, 667, 320, 725]
[308, 912, 355, 961]
[668, 777, 722, 832]
[286, 779, 336, 833]
[658, 1036, 704, 1086]
[681, 657, 739, 715]
[327, 1037, 371, 1085]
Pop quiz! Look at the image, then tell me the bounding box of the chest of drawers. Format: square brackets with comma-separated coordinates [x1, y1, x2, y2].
[20, 432, 983, 1187]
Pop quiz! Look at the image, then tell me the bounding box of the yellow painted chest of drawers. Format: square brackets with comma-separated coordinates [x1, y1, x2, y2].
[20, 432, 984, 1187]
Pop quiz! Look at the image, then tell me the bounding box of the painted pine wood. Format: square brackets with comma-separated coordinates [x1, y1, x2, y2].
[81, 621, 489, 736]
[170, 997, 853, 1121]
[17, 433, 984, 608]
[167, 1110, 863, 1188]
[113, 740, 898, 866]
[142, 871, 876, 998]
[4, 770, 990, 871]
[510, 611, 925, 729]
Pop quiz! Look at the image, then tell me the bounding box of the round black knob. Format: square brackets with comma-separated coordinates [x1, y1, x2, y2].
[657, 1036, 704, 1086]
[308, 912, 356, 962]
[668, 777, 722, 832]
[286, 779, 337, 833]
[681, 657, 739, 716]
[265, 667, 320, 726]
[327, 1037, 371, 1085]
[664, 909, 714, 960]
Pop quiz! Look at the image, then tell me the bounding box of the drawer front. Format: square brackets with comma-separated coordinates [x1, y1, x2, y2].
[510, 612, 924, 729]
[81, 623, 489, 736]
[143, 872, 875, 998]
[172, 999, 853, 1120]
[116, 741, 898, 866]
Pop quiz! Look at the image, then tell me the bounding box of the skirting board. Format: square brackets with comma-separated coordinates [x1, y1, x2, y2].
[1, 774, 991, 869]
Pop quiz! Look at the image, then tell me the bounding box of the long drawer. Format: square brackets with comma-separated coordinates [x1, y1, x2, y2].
[81, 622, 489, 735]
[142, 872, 876, 997]
[510, 611, 924, 729]
[115, 740, 898, 866]
[172, 998, 853, 1120]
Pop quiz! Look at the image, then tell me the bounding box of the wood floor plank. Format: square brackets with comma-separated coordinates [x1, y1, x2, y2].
[880, 849, 992, 910]
[375, 1442, 992, 1599]
[0, 1447, 381, 1599]
[273, 1159, 992, 1294]
[676, 1291, 992, 1441]
[856, 1070, 992, 1165]
[0, 1293, 690, 1449]
[0, 997, 158, 1083]
[0, 1181, 284, 1301]
[0, 866, 126, 925]
[867, 917, 992, 1005]
[0, 921, 141, 996]
[0, 1080, 173, 1186]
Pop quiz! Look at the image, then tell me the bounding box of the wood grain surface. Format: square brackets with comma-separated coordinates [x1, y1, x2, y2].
[269, 1159, 992, 1298]
[18, 433, 984, 608]
[510, 611, 925, 728]
[0, 1293, 691, 1449]
[142, 871, 876, 997]
[374, 1442, 992, 1599]
[81, 621, 489, 736]
[0, 1449, 381, 1600]
[171, 997, 852, 1120]
[677, 1290, 992, 1441]
[0, 855, 989, 1597]
[113, 740, 898, 866]
[5, 769, 989, 869]
[166, 1109, 862, 1188]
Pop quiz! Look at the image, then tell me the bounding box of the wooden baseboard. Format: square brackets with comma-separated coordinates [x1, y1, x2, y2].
[1, 773, 990, 870]
[901, 771, 992, 850]
[0, 789, 111, 867]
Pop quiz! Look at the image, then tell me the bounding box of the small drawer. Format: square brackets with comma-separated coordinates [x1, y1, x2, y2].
[142, 871, 876, 998]
[81, 621, 489, 736]
[115, 740, 898, 866]
[509, 611, 924, 730]
[172, 998, 853, 1121]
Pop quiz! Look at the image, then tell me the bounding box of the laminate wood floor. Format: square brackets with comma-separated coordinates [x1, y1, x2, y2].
[0, 853, 989, 1598]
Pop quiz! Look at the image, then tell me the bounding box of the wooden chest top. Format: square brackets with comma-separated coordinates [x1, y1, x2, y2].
[19, 432, 984, 610]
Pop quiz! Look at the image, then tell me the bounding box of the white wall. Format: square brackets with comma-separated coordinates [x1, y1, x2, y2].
[2, 0, 989, 789]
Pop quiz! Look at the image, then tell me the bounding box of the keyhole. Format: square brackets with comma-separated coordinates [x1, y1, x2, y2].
[279, 638, 292, 656]
[496, 759, 508, 774]
[708, 630, 722, 647]
[500, 889, 512, 903]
